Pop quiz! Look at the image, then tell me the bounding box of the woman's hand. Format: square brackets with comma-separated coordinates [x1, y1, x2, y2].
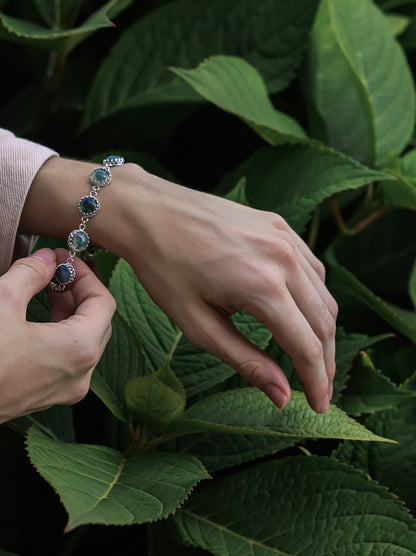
[117, 166, 338, 414]
[0, 248, 116, 423]
[20, 157, 337, 414]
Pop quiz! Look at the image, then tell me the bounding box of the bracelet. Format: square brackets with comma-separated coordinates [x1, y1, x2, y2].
[50, 155, 125, 292]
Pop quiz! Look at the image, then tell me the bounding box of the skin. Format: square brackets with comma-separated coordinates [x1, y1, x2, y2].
[17, 156, 338, 416]
[0, 247, 116, 423]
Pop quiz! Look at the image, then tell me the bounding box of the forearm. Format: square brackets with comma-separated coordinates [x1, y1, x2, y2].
[19, 156, 160, 263]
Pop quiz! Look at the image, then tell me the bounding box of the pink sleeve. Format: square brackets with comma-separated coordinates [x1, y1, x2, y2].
[0, 129, 58, 276]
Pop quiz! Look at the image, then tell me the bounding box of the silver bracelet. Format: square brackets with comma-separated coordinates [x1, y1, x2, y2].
[50, 155, 125, 292]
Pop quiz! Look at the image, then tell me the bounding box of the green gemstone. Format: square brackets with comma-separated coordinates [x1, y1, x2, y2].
[79, 195, 100, 216]
[68, 229, 89, 252]
[90, 167, 111, 186]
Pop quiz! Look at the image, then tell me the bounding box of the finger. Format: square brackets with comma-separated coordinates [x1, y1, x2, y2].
[247, 288, 330, 413]
[286, 265, 337, 385]
[0, 248, 56, 314]
[48, 289, 76, 322]
[181, 303, 291, 410]
[58, 254, 116, 343]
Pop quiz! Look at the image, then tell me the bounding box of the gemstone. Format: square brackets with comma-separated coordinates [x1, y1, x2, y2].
[68, 229, 89, 252]
[79, 195, 100, 216]
[90, 167, 111, 187]
[103, 155, 124, 167]
[54, 263, 75, 285]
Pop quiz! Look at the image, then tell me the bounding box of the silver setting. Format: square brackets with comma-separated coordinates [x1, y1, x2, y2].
[79, 195, 100, 217]
[68, 229, 89, 252]
[103, 155, 125, 167]
[50, 262, 76, 291]
[89, 167, 112, 187]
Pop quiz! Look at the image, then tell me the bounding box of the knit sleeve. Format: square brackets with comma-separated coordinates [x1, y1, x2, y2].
[0, 129, 58, 276]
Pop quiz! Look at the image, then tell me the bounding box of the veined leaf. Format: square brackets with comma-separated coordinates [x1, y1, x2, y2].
[171, 56, 308, 146]
[338, 352, 415, 415]
[328, 253, 416, 343]
[82, 0, 319, 128]
[174, 455, 416, 555]
[335, 400, 416, 514]
[218, 144, 392, 233]
[110, 259, 272, 395]
[378, 169, 416, 210]
[0, 0, 132, 53]
[91, 311, 146, 422]
[308, 0, 415, 167]
[26, 426, 209, 531]
[166, 389, 392, 443]
[225, 177, 250, 206]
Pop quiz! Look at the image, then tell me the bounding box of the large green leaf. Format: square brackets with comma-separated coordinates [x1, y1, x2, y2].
[91, 311, 146, 422]
[0, 0, 131, 53]
[171, 56, 308, 145]
[82, 0, 319, 128]
[328, 253, 416, 343]
[218, 144, 391, 233]
[173, 455, 416, 555]
[308, 0, 415, 167]
[166, 389, 392, 443]
[110, 259, 272, 395]
[338, 352, 415, 415]
[26, 426, 209, 531]
[335, 400, 416, 514]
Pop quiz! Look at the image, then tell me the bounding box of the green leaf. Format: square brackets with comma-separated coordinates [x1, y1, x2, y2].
[386, 13, 411, 36]
[338, 352, 415, 415]
[110, 259, 273, 395]
[308, 0, 415, 167]
[335, 400, 416, 514]
[378, 169, 416, 210]
[327, 253, 416, 343]
[166, 389, 392, 443]
[148, 520, 210, 556]
[0, 0, 131, 53]
[218, 144, 392, 233]
[225, 177, 250, 206]
[171, 56, 308, 146]
[82, 0, 319, 128]
[125, 360, 186, 429]
[173, 455, 416, 555]
[26, 426, 209, 531]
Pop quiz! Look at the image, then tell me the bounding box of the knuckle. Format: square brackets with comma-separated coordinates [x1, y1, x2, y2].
[304, 334, 324, 363]
[328, 297, 338, 320]
[266, 212, 287, 230]
[314, 259, 326, 281]
[276, 237, 297, 269]
[320, 312, 337, 339]
[235, 359, 264, 387]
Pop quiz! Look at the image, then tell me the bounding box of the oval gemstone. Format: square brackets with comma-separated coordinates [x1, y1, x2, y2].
[79, 195, 100, 216]
[68, 229, 89, 252]
[90, 167, 111, 187]
[55, 263, 75, 284]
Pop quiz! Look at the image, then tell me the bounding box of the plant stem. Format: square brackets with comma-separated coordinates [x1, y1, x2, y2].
[307, 205, 321, 251]
[328, 197, 388, 236]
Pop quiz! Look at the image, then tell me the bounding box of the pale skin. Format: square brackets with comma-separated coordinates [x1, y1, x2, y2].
[10, 156, 337, 420]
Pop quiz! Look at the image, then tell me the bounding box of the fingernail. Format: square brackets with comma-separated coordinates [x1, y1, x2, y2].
[328, 382, 333, 400]
[319, 394, 330, 414]
[31, 248, 56, 265]
[265, 384, 289, 410]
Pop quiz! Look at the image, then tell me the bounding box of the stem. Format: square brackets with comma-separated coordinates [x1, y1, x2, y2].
[328, 197, 389, 236]
[60, 525, 90, 556]
[307, 205, 321, 251]
[365, 182, 374, 201]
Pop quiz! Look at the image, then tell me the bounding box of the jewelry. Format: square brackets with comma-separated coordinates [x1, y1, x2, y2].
[50, 155, 125, 292]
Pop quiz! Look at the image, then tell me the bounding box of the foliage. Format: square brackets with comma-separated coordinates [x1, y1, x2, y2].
[1, 0, 416, 554]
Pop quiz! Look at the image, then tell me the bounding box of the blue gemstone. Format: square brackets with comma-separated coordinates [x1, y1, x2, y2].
[90, 167, 111, 186]
[68, 230, 89, 252]
[55, 263, 75, 284]
[79, 196, 100, 216]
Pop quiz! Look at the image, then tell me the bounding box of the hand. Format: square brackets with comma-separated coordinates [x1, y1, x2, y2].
[20, 158, 337, 414]
[0, 248, 116, 423]
[117, 166, 338, 414]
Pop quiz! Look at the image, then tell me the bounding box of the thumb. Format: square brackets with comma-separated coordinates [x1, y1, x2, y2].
[182, 304, 291, 410]
[0, 248, 57, 312]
